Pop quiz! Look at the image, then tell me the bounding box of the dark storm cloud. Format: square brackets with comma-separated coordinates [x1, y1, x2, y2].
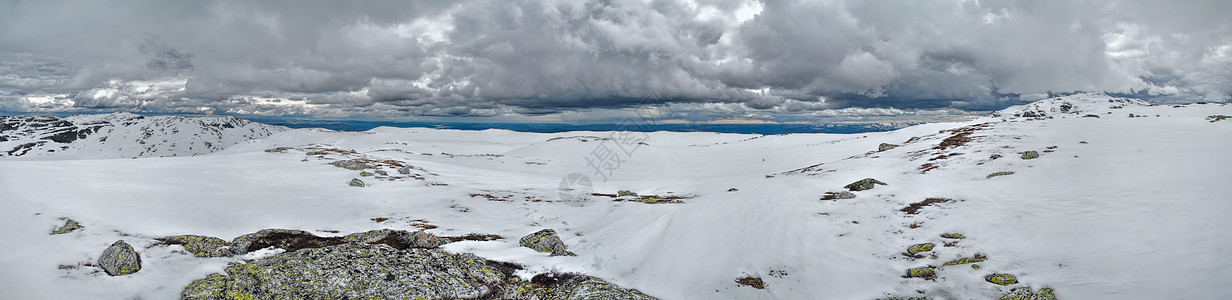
[0, 0, 1229, 119]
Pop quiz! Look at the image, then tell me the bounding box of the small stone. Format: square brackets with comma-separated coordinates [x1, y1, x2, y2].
[375, 170, 388, 176]
[349, 178, 365, 187]
[98, 240, 141, 276]
[844, 178, 887, 191]
[990, 154, 1002, 159]
[360, 171, 374, 177]
[727, 188, 738, 192]
[985, 273, 1019, 285]
[940, 233, 966, 239]
[519, 229, 575, 256]
[50, 218, 84, 235]
[1021, 151, 1040, 160]
[878, 143, 900, 152]
[398, 166, 412, 174]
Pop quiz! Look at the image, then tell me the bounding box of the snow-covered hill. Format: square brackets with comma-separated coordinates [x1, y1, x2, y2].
[0, 94, 1229, 299]
[0, 112, 285, 159]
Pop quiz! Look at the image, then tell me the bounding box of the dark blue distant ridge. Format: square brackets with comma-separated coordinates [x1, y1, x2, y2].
[242, 118, 922, 135]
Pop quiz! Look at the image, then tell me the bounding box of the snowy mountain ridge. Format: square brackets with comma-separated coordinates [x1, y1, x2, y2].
[0, 113, 285, 159]
[990, 92, 1150, 119]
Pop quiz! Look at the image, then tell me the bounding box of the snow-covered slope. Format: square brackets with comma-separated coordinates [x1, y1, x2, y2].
[0, 94, 1229, 299]
[0, 112, 285, 159]
[990, 92, 1151, 118]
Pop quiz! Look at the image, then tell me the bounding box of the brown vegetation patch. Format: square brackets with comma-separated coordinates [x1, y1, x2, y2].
[370, 217, 390, 223]
[944, 241, 959, 247]
[469, 193, 512, 201]
[409, 219, 438, 230]
[919, 163, 939, 173]
[736, 276, 765, 289]
[900, 198, 952, 214]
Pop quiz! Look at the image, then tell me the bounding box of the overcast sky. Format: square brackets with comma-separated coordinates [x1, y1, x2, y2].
[1, 0, 1229, 122]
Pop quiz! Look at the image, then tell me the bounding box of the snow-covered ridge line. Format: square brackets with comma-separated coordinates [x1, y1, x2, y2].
[0, 112, 286, 159]
[989, 92, 1150, 119]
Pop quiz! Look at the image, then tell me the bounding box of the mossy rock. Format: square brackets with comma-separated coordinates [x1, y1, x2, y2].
[158, 235, 231, 257]
[905, 266, 936, 279]
[617, 190, 638, 197]
[943, 255, 986, 266]
[985, 273, 1019, 285]
[50, 218, 84, 235]
[98, 240, 141, 276]
[330, 159, 371, 170]
[727, 188, 738, 192]
[359, 171, 374, 177]
[349, 178, 365, 187]
[987, 171, 1015, 178]
[999, 287, 1058, 300]
[906, 243, 935, 255]
[519, 229, 575, 256]
[1020, 151, 1040, 160]
[844, 178, 887, 191]
[940, 233, 966, 239]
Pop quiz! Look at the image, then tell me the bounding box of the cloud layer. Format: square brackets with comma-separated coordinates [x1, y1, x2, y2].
[1, 0, 1229, 121]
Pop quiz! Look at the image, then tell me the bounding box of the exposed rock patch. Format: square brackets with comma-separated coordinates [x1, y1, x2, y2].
[157, 235, 231, 257]
[50, 218, 84, 235]
[844, 178, 887, 191]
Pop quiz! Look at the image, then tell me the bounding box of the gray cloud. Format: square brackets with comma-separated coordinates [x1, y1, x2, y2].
[0, 0, 1229, 120]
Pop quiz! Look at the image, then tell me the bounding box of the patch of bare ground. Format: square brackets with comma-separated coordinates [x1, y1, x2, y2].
[900, 198, 952, 214]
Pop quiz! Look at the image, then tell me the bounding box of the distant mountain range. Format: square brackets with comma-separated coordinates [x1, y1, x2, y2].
[0, 112, 284, 159]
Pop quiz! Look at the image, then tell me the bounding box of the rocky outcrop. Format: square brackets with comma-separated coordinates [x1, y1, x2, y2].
[844, 178, 887, 191]
[98, 240, 141, 276]
[228, 229, 346, 256]
[157, 235, 231, 257]
[50, 218, 84, 235]
[520, 229, 576, 256]
[343, 228, 444, 249]
[180, 243, 655, 300]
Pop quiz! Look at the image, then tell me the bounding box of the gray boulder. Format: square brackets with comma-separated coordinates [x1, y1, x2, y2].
[329, 159, 371, 170]
[520, 229, 576, 256]
[398, 166, 412, 174]
[349, 178, 365, 187]
[98, 240, 141, 276]
[878, 143, 900, 152]
[844, 178, 887, 191]
[50, 218, 84, 235]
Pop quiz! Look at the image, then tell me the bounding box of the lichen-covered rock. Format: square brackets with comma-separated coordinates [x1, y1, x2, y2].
[181, 243, 509, 300]
[50, 218, 84, 235]
[940, 233, 966, 239]
[520, 229, 576, 256]
[986, 273, 1019, 285]
[943, 255, 987, 266]
[1021, 151, 1040, 160]
[905, 266, 936, 279]
[990, 154, 1003, 159]
[820, 191, 857, 200]
[844, 178, 887, 191]
[329, 159, 371, 170]
[987, 171, 1015, 178]
[878, 143, 900, 152]
[349, 178, 365, 187]
[503, 273, 657, 300]
[181, 243, 656, 300]
[397, 166, 412, 174]
[158, 235, 231, 257]
[617, 190, 638, 197]
[229, 229, 344, 255]
[98, 240, 141, 276]
[359, 171, 374, 177]
[999, 287, 1058, 300]
[906, 243, 935, 255]
[342, 229, 444, 249]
